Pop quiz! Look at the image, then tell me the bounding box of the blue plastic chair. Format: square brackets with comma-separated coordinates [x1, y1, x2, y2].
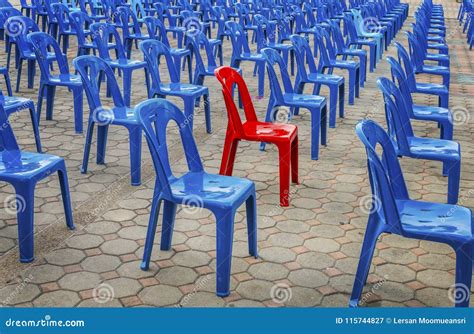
[387, 56, 453, 141]
[89, 22, 149, 107]
[343, 12, 377, 72]
[32, 0, 48, 31]
[350, 119, 472, 308]
[377, 77, 460, 204]
[395, 42, 449, 109]
[226, 21, 266, 98]
[115, 6, 149, 59]
[260, 47, 327, 161]
[73, 55, 143, 186]
[290, 34, 345, 129]
[139, 39, 211, 133]
[351, 8, 384, 61]
[0, 95, 74, 263]
[20, 0, 37, 20]
[28, 31, 84, 134]
[0, 66, 12, 96]
[135, 98, 257, 297]
[78, 0, 107, 23]
[411, 23, 449, 66]
[51, 3, 77, 53]
[315, 27, 360, 105]
[142, 16, 192, 83]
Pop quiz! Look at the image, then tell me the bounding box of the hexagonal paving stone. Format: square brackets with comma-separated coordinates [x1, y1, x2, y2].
[418, 253, 456, 270]
[27, 264, 65, 284]
[276, 220, 311, 234]
[139, 285, 182, 306]
[283, 208, 316, 221]
[156, 266, 198, 286]
[417, 269, 455, 289]
[248, 262, 289, 281]
[85, 221, 121, 235]
[304, 237, 340, 253]
[77, 298, 123, 307]
[33, 291, 80, 307]
[379, 248, 417, 265]
[259, 247, 296, 263]
[172, 250, 212, 268]
[181, 291, 226, 307]
[103, 209, 136, 222]
[297, 252, 334, 269]
[376, 281, 414, 303]
[81, 255, 121, 273]
[117, 261, 156, 279]
[45, 248, 86, 266]
[236, 279, 277, 301]
[186, 235, 215, 252]
[268, 233, 304, 248]
[117, 226, 148, 240]
[416, 287, 452, 307]
[375, 264, 416, 283]
[101, 239, 139, 255]
[58, 271, 102, 291]
[285, 286, 323, 307]
[0, 283, 41, 305]
[66, 234, 104, 249]
[310, 224, 345, 238]
[288, 269, 329, 288]
[104, 277, 143, 298]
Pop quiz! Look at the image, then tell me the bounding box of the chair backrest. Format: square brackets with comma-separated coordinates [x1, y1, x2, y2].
[69, 10, 91, 46]
[139, 39, 180, 94]
[0, 7, 22, 26]
[406, 31, 425, 72]
[314, 26, 336, 66]
[130, 0, 146, 19]
[355, 119, 406, 231]
[0, 95, 23, 169]
[52, 3, 71, 32]
[44, 0, 60, 22]
[290, 34, 318, 82]
[214, 66, 257, 137]
[386, 55, 415, 117]
[90, 22, 127, 60]
[134, 98, 204, 198]
[225, 20, 252, 58]
[116, 5, 141, 38]
[186, 30, 217, 72]
[376, 77, 413, 155]
[28, 31, 71, 81]
[394, 42, 417, 91]
[142, 15, 171, 47]
[261, 47, 294, 103]
[4, 16, 39, 56]
[329, 18, 346, 52]
[73, 55, 125, 113]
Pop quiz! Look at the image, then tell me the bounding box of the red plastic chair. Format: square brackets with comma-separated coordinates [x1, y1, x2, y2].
[215, 66, 298, 207]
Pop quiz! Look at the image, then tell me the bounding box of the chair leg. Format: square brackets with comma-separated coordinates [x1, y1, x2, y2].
[277, 142, 291, 207]
[13, 182, 36, 263]
[15, 59, 23, 93]
[27, 59, 35, 89]
[46, 85, 56, 121]
[259, 99, 276, 151]
[454, 243, 473, 307]
[81, 121, 95, 174]
[160, 200, 177, 251]
[203, 94, 212, 133]
[183, 97, 196, 131]
[4, 73, 12, 96]
[122, 69, 132, 107]
[327, 84, 338, 128]
[141, 191, 162, 271]
[28, 106, 42, 153]
[128, 126, 142, 186]
[291, 136, 299, 184]
[73, 88, 83, 134]
[310, 107, 322, 160]
[339, 83, 345, 119]
[214, 209, 235, 297]
[245, 193, 258, 258]
[220, 133, 238, 176]
[57, 162, 75, 230]
[355, 68, 360, 98]
[349, 214, 384, 307]
[348, 68, 356, 105]
[446, 159, 461, 205]
[96, 124, 109, 165]
[257, 61, 265, 98]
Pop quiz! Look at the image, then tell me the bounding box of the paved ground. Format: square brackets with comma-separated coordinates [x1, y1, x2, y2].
[0, 1, 473, 307]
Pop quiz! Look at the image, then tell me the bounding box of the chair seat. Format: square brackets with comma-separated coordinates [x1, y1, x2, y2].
[108, 59, 146, 69]
[242, 121, 297, 142]
[425, 53, 449, 63]
[169, 171, 254, 209]
[48, 74, 83, 86]
[330, 59, 359, 69]
[398, 199, 472, 243]
[170, 47, 191, 56]
[158, 83, 207, 96]
[267, 42, 292, 51]
[340, 48, 367, 57]
[0, 151, 62, 180]
[283, 93, 326, 108]
[307, 72, 344, 85]
[100, 106, 138, 126]
[3, 96, 34, 112]
[240, 52, 265, 61]
[407, 136, 460, 161]
[413, 104, 450, 122]
[420, 64, 449, 76]
[415, 82, 448, 95]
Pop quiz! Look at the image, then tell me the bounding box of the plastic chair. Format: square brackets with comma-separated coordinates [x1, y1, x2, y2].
[73, 55, 143, 186]
[78, 0, 107, 23]
[261, 48, 327, 161]
[291, 34, 345, 129]
[395, 42, 449, 108]
[215, 66, 298, 207]
[351, 8, 384, 61]
[0, 96, 74, 263]
[226, 21, 266, 98]
[139, 39, 211, 133]
[32, 0, 48, 31]
[377, 77, 460, 204]
[69, 11, 98, 57]
[20, 0, 37, 20]
[350, 119, 471, 308]
[28, 31, 84, 134]
[387, 56, 453, 141]
[90, 22, 149, 107]
[135, 98, 258, 297]
[316, 27, 360, 105]
[115, 6, 149, 59]
[142, 16, 192, 83]
[343, 12, 377, 72]
[51, 3, 76, 53]
[0, 66, 12, 96]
